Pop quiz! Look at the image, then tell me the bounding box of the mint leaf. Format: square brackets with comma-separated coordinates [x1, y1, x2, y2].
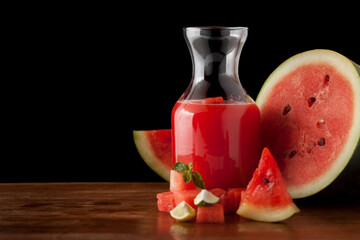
[188, 162, 193, 171]
[174, 162, 189, 173]
[174, 162, 206, 188]
[192, 171, 205, 189]
[183, 171, 191, 183]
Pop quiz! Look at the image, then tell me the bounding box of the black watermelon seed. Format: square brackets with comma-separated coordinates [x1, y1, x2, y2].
[262, 178, 270, 184]
[283, 105, 291, 115]
[308, 97, 316, 107]
[325, 74, 330, 83]
[289, 151, 297, 158]
[318, 138, 325, 146]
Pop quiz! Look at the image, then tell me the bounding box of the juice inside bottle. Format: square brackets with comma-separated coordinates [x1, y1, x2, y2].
[172, 99, 260, 189]
[172, 27, 260, 189]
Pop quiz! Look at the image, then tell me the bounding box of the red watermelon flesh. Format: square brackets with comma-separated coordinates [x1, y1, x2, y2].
[261, 64, 353, 189]
[157, 192, 175, 213]
[209, 188, 234, 214]
[157, 188, 244, 214]
[236, 147, 300, 222]
[228, 188, 245, 213]
[133, 130, 172, 181]
[209, 188, 227, 197]
[201, 96, 224, 104]
[209, 188, 227, 212]
[170, 170, 198, 192]
[173, 189, 201, 210]
[196, 204, 225, 224]
[241, 148, 294, 207]
[256, 50, 360, 199]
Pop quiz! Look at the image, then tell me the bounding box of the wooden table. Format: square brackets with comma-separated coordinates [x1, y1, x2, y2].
[0, 182, 359, 239]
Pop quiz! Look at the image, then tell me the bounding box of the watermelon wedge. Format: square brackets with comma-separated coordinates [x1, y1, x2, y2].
[133, 130, 172, 181]
[236, 148, 300, 222]
[256, 50, 360, 199]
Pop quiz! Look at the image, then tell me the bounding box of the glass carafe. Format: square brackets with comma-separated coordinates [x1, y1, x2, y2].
[171, 27, 260, 189]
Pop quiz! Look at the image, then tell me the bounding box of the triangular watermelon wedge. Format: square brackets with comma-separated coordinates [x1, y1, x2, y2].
[237, 147, 300, 222]
[133, 130, 172, 181]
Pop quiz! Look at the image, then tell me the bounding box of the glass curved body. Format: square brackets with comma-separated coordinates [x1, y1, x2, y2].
[171, 27, 260, 189]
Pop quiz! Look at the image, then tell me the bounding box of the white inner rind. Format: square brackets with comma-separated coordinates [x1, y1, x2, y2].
[237, 202, 300, 222]
[256, 50, 360, 198]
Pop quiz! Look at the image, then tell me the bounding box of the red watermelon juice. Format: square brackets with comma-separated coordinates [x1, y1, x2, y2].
[172, 99, 260, 190]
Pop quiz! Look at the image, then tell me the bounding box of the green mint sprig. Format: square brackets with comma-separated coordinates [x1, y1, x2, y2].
[174, 162, 205, 189]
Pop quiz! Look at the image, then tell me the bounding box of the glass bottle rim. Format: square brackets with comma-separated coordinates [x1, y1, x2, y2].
[184, 26, 248, 31]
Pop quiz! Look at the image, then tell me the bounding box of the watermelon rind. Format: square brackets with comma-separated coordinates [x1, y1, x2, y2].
[236, 202, 300, 223]
[133, 130, 170, 181]
[256, 49, 360, 199]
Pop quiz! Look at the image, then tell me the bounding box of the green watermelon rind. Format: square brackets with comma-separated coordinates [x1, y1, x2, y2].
[256, 49, 360, 199]
[133, 130, 171, 182]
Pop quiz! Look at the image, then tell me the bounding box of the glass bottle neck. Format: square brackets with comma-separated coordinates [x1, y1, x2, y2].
[183, 27, 248, 102]
[189, 35, 243, 83]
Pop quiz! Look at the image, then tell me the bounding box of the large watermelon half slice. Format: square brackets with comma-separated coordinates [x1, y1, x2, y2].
[256, 50, 360, 199]
[133, 130, 172, 181]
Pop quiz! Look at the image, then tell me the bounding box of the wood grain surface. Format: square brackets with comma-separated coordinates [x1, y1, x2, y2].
[0, 182, 358, 239]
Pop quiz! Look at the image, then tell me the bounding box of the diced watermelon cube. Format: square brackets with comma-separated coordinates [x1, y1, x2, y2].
[223, 190, 235, 214]
[173, 189, 201, 210]
[170, 170, 198, 192]
[156, 191, 175, 213]
[209, 188, 227, 197]
[201, 96, 224, 104]
[196, 204, 225, 224]
[209, 188, 233, 214]
[228, 188, 245, 213]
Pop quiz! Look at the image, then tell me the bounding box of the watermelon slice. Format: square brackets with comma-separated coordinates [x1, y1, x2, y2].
[236, 148, 300, 222]
[133, 130, 172, 181]
[256, 50, 360, 199]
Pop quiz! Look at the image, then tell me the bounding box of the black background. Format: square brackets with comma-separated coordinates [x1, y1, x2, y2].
[4, 4, 359, 182]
